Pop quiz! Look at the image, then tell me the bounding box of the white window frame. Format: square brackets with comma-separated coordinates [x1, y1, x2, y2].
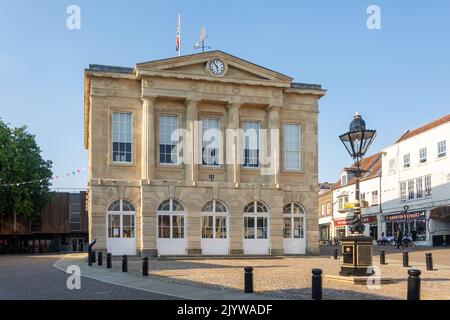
[438, 140, 447, 158]
[407, 179, 415, 200]
[424, 175, 432, 197]
[371, 191, 379, 206]
[201, 117, 221, 167]
[403, 153, 410, 169]
[243, 121, 260, 168]
[283, 123, 301, 171]
[400, 181, 407, 202]
[388, 158, 396, 175]
[201, 200, 228, 239]
[157, 199, 186, 239]
[112, 112, 133, 164]
[159, 114, 179, 165]
[243, 201, 269, 239]
[419, 147, 427, 164]
[283, 203, 305, 239]
[107, 200, 136, 239]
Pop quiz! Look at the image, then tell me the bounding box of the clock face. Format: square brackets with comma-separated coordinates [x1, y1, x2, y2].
[209, 59, 225, 75]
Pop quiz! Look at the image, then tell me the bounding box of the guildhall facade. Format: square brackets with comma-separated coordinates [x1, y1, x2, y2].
[84, 51, 325, 256]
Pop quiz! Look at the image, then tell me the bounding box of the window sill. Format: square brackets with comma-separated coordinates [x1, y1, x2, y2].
[109, 162, 135, 168]
[436, 155, 448, 161]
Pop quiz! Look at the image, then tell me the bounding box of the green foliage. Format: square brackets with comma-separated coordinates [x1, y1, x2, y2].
[0, 118, 53, 220]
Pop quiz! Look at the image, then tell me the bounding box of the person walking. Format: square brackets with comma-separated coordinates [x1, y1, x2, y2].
[396, 228, 403, 249]
[411, 228, 417, 248]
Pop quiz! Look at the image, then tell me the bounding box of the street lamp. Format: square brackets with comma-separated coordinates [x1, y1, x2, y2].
[339, 112, 377, 276]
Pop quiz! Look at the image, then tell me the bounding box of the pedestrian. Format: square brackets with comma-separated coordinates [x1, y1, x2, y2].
[411, 228, 417, 248]
[396, 229, 403, 249]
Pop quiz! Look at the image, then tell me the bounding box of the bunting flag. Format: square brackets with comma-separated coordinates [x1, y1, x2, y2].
[0, 167, 86, 188]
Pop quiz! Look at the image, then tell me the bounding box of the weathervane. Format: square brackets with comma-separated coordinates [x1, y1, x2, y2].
[194, 26, 211, 53]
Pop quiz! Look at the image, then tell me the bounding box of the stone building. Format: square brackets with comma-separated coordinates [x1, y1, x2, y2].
[83, 51, 325, 256]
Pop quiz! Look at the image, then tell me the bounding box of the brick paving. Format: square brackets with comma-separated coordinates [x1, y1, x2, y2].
[103, 247, 450, 300]
[0, 254, 177, 300]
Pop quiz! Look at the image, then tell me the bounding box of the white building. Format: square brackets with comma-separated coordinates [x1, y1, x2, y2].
[330, 153, 382, 240]
[381, 114, 450, 246]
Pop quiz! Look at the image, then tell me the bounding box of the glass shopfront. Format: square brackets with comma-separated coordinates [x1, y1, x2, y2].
[384, 211, 427, 241]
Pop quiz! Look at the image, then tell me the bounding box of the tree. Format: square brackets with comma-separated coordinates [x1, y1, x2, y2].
[0, 119, 53, 224]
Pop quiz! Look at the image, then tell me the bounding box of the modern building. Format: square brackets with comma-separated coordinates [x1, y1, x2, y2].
[83, 51, 326, 256]
[330, 153, 382, 240]
[381, 114, 450, 246]
[0, 192, 88, 254]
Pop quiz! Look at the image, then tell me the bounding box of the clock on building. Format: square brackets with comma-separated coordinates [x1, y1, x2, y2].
[208, 59, 225, 76]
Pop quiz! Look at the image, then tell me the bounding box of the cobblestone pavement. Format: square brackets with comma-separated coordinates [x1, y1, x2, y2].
[104, 247, 450, 300]
[0, 254, 177, 300]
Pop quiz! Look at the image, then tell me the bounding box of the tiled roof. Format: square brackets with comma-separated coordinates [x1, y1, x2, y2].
[87, 64, 134, 74]
[396, 114, 450, 143]
[332, 152, 382, 189]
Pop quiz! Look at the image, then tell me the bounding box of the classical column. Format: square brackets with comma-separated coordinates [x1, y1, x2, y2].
[185, 99, 199, 184]
[141, 96, 156, 181]
[266, 105, 281, 185]
[226, 103, 241, 185]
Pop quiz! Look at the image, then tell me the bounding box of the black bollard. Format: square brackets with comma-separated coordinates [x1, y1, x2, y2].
[403, 252, 409, 267]
[311, 269, 323, 300]
[122, 255, 128, 272]
[88, 249, 92, 266]
[106, 253, 112, 269]
[92, 251, 96, 264]
[426, 253, 433, 271]
[333, 248, 338, 260]
[98, 252, 103, 266]
[244, 267, 254, 293]
[380, 250, 386, 265]
[142, 257, 149, 276]
[407, 269, 421, 300]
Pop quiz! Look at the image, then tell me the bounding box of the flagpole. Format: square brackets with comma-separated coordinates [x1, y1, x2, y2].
[178, 12, 181, 57]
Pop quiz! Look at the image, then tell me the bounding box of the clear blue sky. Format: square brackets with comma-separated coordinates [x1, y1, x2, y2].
[1, 0, 449, 189]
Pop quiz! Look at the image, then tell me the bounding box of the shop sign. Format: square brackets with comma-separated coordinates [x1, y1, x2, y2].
[361, 215, 377, 224]
[334, 217, 354, 226]
[384, 211, 426, 222]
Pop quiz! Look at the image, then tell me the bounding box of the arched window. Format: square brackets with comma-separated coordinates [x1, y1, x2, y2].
[157, 199, 185, 239]
[244, 201, 269, 239]
[201, 200, 228, 239]
[283, 203, 305, 239]
[107, 199, 136, 239]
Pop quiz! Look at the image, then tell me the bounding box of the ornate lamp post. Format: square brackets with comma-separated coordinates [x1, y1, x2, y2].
[339, 113, 377, 276]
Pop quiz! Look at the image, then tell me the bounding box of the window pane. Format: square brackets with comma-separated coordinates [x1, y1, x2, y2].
[202, 216, 214, 239]
[158, 215, 171, 238]
[202, 118, 220, 166]
[215, 216, 227, 239]
[159, 115, 179, 164]
[112, 112, 132, 163]
[243, 121, 260, 168]
[122, 215, 135, 238]
[293, 217, 304, 238]
[256, 217, 268, 239]
[244, 217, 255, 239]
[108, 215, 121, 238]
[172, 215, 184, 238]
[283, 217, 292, 238]
[284, 124, 301, 170]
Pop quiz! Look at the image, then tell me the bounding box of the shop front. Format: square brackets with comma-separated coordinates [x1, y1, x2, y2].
[334, 217, 353, 239]
[362, 215, 379, 240]
[319, 224, 331, 240]
[429, 206, 450, 246]
[384, 210, 428, 245]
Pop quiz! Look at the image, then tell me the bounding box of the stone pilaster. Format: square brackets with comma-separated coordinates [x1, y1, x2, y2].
[226, 103, 241, 185]
[141, 96, 157, 181]
[266, 105, 281, 185]
[185, 99, 199, 184]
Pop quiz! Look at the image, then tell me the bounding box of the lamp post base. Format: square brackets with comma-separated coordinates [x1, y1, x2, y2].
[339, 235, 374, 277]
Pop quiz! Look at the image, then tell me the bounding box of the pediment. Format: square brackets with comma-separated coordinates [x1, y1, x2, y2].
[135, 51, 293, 85]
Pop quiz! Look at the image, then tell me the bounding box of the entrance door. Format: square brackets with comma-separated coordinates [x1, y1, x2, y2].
[157, 199, 187, 255]
[201, 200, 229, 255]
[283, 203, 306, 254]
[71, 238, 84, 252]
[106, 199, 137, 256]
[243, 201, 270, 255]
